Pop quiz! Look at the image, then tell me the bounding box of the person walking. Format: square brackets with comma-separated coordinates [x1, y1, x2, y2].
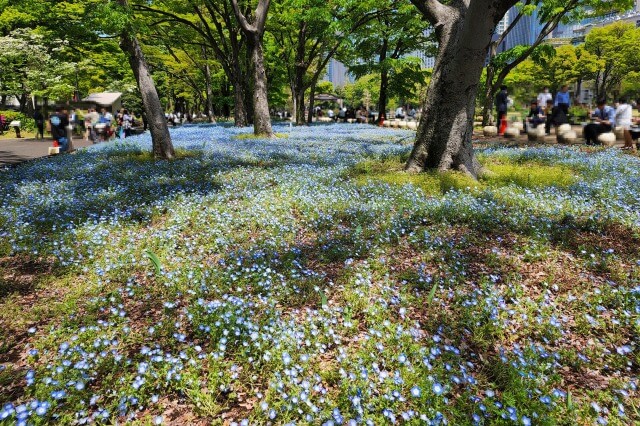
[495, 85, 509, 135]
[49, 107, 69, 152]
[33, 110, 45, 139]
[584, 99, 615, 146]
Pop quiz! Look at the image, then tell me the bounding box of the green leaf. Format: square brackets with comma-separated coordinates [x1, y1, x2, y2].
[320, 289, 328, 308]
[566, 391, 573, 410]
[427, 280, 438, 305]
[145, 249, 162, 275]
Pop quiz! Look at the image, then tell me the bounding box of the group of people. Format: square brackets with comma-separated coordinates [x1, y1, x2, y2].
[395, 106, 417, 120]
[83, 108, 135, 142]
[38, 106, 137, 153]
[499, 85, 640, 149]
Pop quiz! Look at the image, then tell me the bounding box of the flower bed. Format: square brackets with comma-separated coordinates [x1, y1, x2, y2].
[0, 124, 638, 425]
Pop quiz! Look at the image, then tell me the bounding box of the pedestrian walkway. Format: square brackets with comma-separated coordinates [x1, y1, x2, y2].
[0, 137, 94, 166]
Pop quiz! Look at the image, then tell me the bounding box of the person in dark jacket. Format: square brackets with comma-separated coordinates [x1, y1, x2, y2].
[525, 100, 545, 130]
[33, 110, 45, 139]
[495, 85, 509, 135]
[49, 107, 70, 152]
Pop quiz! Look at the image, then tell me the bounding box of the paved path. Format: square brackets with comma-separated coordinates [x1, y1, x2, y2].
[0, 137, 95, 166]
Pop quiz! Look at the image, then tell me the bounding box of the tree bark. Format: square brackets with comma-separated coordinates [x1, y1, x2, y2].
[232, 70, 249, 127]
[119, 22, 174, 159]
[202, 46, 216, 123]
[481, 57, 497, 126]
[231, 0, 273, 136]
[295, 86, 306, 125]
[377, 38, 389, 123]
[307, 81, 317, 125]
[406, 0, 516, 176]
[249, 37, 273, 135]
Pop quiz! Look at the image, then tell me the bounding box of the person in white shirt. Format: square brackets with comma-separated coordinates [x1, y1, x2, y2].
[615, 97, 634, 150]
[537, 87, 553, 112]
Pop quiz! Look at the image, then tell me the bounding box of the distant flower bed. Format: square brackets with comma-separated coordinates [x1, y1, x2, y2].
[0, 124, 638, 425]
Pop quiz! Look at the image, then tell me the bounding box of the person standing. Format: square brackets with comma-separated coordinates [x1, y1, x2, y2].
[122, 110, 133, 138]
[584, 99, 615, 145]
[615, 97, 634, 150]
[554, 85, 571, 114]
[495, 85, 509, 135]
[537, 87, 553, 112]
[49, 107, 69, 152]
[33, 110, 45, 139]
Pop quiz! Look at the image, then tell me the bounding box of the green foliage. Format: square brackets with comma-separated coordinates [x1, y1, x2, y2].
[0, 110, 35, 131]
[585, 22, 640, 98]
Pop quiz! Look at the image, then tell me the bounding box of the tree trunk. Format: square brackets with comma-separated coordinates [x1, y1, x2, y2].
[295, 87, 306, 125]
[120, 30, 174, 159]
[307, 82, 316, 125]
[481, 63, 497, 126]
[249, 38, 273, 136]
[243, 52, 255, 126]
[406, 1, 514, 176]
[232, 72, 248, 127]
[18, 92, 28, 114]
[290, 83, 298, 123]
[202, 46, 216, 123]
[377, 38, 389, 123]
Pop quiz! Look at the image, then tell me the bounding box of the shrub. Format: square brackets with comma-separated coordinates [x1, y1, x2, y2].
[0, 110, 35, 132]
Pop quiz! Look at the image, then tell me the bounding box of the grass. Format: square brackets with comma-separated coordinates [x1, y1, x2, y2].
[346, 152, 579, 195]
[232, 132, 290, 140]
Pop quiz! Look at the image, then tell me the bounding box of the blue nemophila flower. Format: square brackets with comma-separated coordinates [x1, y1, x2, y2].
[432, 382, 444, 395]
[410, 386, 421, 397]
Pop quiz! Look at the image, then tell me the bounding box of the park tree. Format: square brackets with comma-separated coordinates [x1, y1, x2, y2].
[504, 43, 601, 104]
[269, 0, 383, 125]
[0, 29, 76, 112]
[110, 0, 175, 159]
[480, 0, 633, 126]
[346, 0, 433, 121]
[405, 0, 518, 175]
[230, 0, 273, 136]
[134, 0, 255, 126]
[584, 22, 640, 100]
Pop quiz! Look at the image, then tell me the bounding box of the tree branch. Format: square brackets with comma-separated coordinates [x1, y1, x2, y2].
[408, 0, 448, 26]
[230, 0, 256, 34]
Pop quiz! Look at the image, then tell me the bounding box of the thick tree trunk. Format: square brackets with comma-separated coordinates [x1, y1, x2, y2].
[406, 1, 514, 176]
[249, 38, 273, 136]
[120, 31, 174, 159]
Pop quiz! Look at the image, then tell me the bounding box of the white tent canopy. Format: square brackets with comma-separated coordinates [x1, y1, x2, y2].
[82, 92, 122, 113]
